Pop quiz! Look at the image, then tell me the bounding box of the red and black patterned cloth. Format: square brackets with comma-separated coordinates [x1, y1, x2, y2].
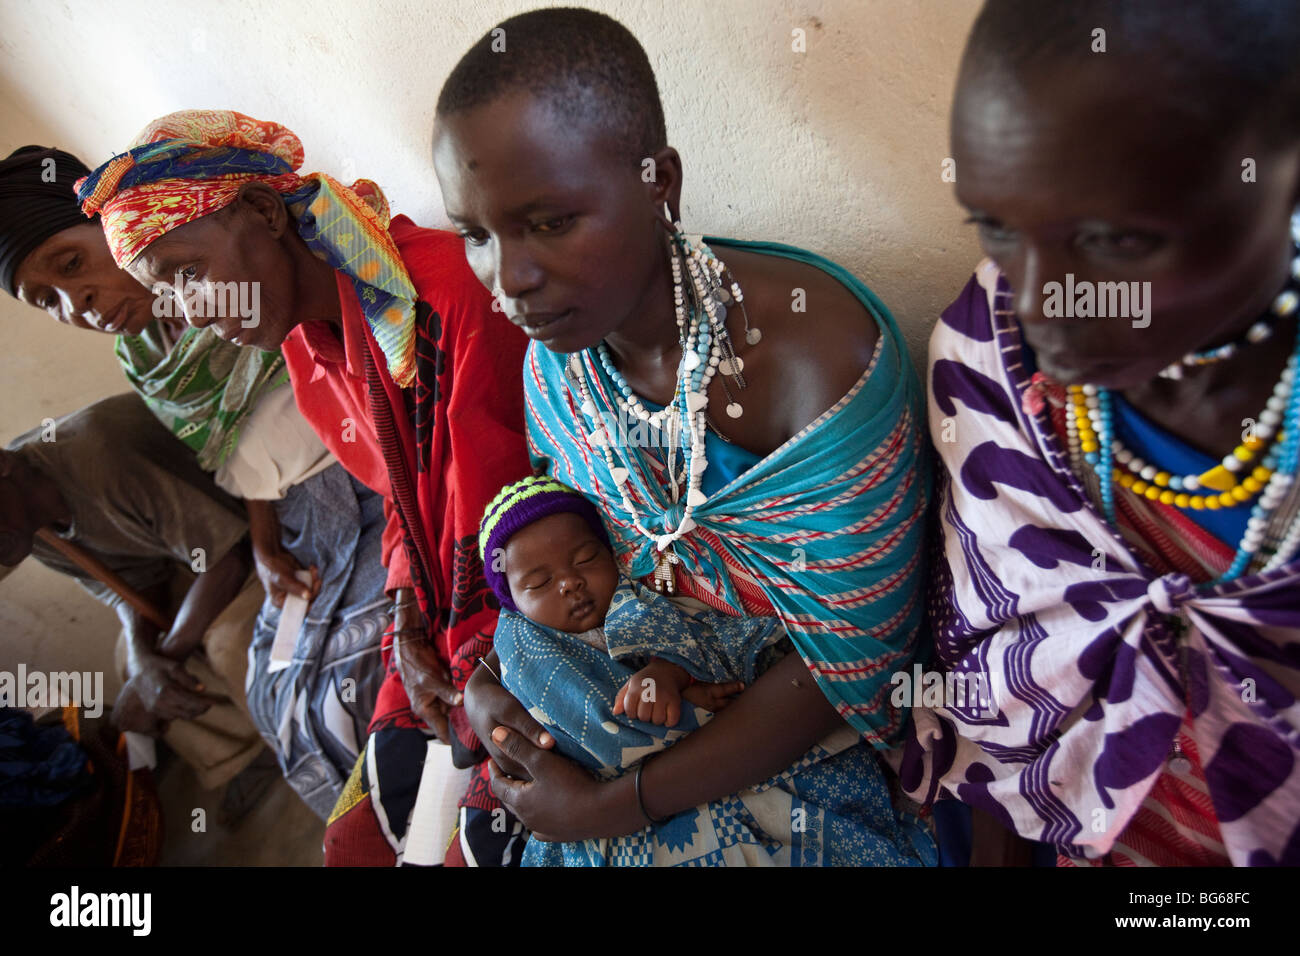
[322, 219, 531, 865]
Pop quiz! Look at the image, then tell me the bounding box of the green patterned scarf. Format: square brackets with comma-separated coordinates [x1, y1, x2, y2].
[115, 321, 288, 471]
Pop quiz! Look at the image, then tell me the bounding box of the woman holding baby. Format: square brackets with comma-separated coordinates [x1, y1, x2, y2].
[440, 8, 936, 866]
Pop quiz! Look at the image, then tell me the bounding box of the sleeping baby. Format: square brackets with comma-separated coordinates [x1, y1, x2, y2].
[479, 476, 780, 731]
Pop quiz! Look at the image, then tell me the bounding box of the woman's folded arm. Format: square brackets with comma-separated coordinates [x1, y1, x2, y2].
[482, 647, 848, 841]
[603, 651, 843, 832]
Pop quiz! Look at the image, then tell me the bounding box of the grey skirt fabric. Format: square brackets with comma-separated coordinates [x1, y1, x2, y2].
[245, 463, 389, 818]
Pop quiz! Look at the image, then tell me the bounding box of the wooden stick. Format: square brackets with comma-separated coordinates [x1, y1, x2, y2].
[35, 527, 171, 630]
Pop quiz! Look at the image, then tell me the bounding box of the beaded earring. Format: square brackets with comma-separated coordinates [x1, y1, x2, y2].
[659, 202, 761, 415]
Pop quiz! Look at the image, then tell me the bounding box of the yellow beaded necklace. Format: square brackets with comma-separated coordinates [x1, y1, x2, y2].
[1067, 384, 1285, 512]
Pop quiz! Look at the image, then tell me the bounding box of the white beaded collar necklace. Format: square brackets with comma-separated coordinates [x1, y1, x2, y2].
[567, 219, 759, 593]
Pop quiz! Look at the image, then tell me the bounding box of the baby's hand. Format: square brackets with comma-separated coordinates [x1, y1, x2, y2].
[613, 659, 692, 726]
[682, 680, 745, 714]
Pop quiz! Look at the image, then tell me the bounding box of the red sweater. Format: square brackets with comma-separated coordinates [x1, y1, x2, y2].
[284, 216, 531, 761]
[282, 269, 412, 593]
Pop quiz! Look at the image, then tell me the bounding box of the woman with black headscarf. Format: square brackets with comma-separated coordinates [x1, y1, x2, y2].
[1, 144, 290, 479]
[0, 140, 389, 817]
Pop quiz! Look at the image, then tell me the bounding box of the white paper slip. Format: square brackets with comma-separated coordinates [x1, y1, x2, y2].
[268, 569, 313, 673]
[123, 731, 157, 771]
[402, 740, 473, 867]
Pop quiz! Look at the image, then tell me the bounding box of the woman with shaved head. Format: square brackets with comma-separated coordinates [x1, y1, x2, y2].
[904, 0, 1300, 866]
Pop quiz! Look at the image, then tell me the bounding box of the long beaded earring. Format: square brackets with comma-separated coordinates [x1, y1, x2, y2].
[660, 199, 761, 348]
[665, 202, 761, 349]
[663, 204, 760, 418]
[659, 200, 679, 233]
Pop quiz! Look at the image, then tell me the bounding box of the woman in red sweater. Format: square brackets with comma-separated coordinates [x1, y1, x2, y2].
[78, 110, 532, 865]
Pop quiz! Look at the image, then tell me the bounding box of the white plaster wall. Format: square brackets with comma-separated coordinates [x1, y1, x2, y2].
[0, 0, 983, 673]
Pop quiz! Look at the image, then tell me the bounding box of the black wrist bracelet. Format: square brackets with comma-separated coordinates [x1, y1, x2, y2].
[634, 758, 669, 826]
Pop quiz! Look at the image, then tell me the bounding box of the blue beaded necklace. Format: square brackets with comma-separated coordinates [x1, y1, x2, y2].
[595, 328, 708, 454]
[1084, 325, 1300, 585]
[571, 228, 758, 593]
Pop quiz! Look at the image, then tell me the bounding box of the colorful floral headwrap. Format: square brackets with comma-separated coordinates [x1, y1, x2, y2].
[76, 110, 417, 387]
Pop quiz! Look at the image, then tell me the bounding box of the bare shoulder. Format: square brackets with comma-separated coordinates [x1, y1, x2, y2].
[716, 246, 881, 438]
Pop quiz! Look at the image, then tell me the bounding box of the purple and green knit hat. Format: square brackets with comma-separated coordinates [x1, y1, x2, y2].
[479, 475, 612, 612]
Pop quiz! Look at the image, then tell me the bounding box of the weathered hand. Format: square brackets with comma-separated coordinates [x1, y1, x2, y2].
[252, 541, 318, 609]
[487, 726, 605, 842]
[111, 683, 165, 735]
[464, 658, 554, 780]
[392, 594, 459, 741]
[123, 652, 213, 722]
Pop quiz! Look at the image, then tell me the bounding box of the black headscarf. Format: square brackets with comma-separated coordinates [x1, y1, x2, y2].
[0, 145, 92, 296]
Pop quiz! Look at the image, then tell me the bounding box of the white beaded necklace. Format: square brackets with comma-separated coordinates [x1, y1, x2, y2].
[567, 223, 758, 592]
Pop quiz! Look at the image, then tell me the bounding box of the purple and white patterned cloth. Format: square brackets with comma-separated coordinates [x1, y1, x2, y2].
[900, 260, 1300, 865]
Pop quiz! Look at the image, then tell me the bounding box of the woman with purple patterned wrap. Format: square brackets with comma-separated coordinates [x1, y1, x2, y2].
[903, 0, 1300, 866]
